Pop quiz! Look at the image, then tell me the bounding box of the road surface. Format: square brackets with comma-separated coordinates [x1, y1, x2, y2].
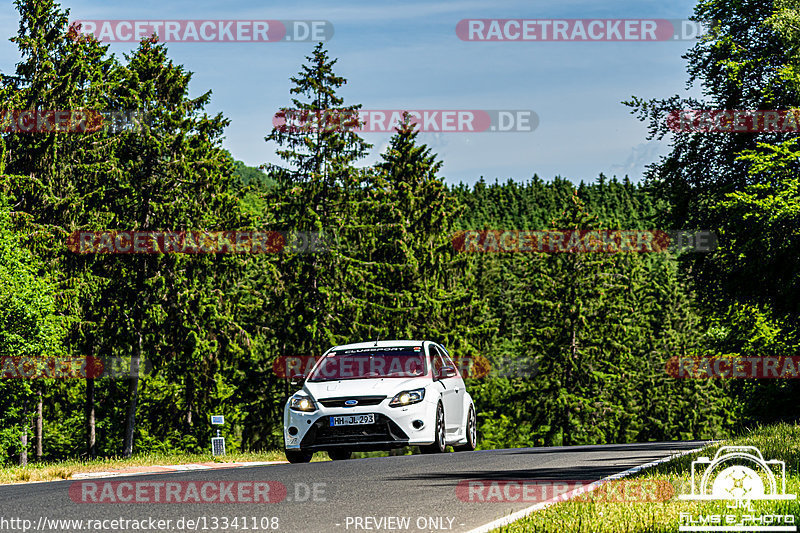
[0, 441, 705, 533]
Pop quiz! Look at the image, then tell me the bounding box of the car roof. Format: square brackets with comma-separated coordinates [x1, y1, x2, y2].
[329, 340, 431, 351]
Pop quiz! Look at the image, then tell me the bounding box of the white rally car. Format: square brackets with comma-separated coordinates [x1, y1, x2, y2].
[283, 340, 477, 463]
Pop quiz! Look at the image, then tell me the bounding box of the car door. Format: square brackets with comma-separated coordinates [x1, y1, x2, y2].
[430, 344, 463, 434]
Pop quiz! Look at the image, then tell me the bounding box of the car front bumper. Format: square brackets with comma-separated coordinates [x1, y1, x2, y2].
[284, 398, 438, 451]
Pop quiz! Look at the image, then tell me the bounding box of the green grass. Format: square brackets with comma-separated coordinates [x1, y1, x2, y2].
[494, 423, 800, 532]
[0, 449, 313, 484]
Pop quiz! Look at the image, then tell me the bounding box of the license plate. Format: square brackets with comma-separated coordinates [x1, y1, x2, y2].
[330, 414, 375, 426]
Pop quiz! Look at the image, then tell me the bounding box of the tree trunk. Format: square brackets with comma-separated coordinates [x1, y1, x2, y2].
[122, 257, 147, 458]
[86, 377, 96, 458]
[122, 326, 143, 458]
[186, 405, 193, 426]
[35, 385, 42, 461]
[185, 372, 194, 428]
[19, 400, 28, 466]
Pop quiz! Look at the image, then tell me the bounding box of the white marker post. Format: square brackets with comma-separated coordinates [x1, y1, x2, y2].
[211, 415, 225, 456]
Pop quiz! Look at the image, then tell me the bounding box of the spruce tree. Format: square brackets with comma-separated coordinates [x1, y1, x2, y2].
[350, 115, 491, 355]
[264, 44, 371, 364]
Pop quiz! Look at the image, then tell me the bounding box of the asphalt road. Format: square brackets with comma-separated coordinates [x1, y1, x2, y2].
[0, 441, 705, 533]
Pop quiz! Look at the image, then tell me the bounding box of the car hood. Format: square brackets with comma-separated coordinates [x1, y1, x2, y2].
[303, 377, 427, 399]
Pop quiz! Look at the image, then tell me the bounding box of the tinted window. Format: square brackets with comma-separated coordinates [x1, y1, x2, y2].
[308, 346, 426, 381]
[430, 345, 446, 378]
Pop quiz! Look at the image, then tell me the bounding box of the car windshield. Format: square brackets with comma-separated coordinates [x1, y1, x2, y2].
[307, 346, 427, 381]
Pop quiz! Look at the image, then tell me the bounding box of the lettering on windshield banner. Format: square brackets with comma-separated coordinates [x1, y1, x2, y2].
[337, 347, 418, 354]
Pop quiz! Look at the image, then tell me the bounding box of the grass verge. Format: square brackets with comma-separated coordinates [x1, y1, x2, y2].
[0, 449, 328, 485]
[494, 423, 800, 532]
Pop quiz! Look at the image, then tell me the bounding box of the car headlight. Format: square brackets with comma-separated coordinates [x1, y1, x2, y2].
[389, 388, 426, 407]
[289, 394, 317, 412]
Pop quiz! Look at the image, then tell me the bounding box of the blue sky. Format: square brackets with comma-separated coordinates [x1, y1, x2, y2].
[0, 0, 702, 186]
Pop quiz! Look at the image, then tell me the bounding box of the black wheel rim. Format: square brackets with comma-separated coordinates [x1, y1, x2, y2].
[437, 405, 445, 451]
[469, 408, 476, 446]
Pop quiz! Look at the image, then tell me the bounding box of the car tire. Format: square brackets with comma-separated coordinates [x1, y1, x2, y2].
[420, 402, 447, 454]
[454, 405, 477, 452]
[285, 449, 313, 463]
[328, 449, 352, 461]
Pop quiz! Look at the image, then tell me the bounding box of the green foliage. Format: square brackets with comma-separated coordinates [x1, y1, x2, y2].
[232, 160, 277, 191]
[459, 185, 730, 447]
[0, 192, 68, 460]
[345, 115, 491, 355]
[627, 0, 800, 429]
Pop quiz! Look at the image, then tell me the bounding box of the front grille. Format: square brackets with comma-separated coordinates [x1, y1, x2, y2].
[318, 396, 386, 408]
[300, 414, 409, 447]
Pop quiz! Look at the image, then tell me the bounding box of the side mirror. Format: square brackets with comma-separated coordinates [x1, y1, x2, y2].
[290, 374, 306, 386]
[438, 366, 457, 379]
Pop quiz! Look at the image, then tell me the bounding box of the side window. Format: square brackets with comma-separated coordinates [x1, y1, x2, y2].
[440, 348, 459, 377]
[430, 346, 445, 378]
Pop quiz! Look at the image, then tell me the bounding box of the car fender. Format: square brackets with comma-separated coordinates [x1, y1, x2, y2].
[461, 391, 474, 428]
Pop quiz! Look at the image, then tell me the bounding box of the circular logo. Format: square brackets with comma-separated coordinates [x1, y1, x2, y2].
[344, 399, 358, 406]
[712, 465, 765, 499]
